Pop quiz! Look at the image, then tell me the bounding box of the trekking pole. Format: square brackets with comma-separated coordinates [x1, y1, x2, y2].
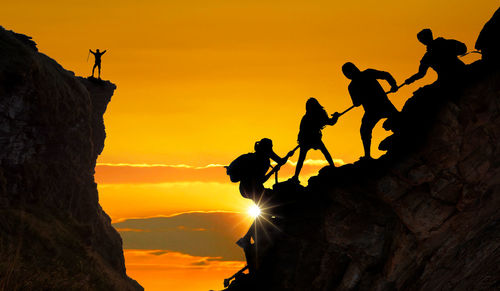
[87, 50, 90, 62]
[338, 105, 355, 117]
[273, 145, 300, 184]
[224, 265, 249, 287]
[335, 84, 404, 119]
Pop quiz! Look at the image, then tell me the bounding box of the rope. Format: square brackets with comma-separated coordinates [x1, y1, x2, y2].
[338, 105, 355, 116]
[270, 82, 405, 184]
[337, 83, 404, 118]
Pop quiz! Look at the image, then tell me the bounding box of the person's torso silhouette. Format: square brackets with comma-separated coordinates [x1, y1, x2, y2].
[236, 138, 286, 201]
[92, 51, 104, 63]
[422, 37, 466, 77]
[405, 29, 466, 85]
[348, 69, 397, 115]
[342, 62, 399, 159]
[298, 105, 331, 150]
[89, 49, 107, 79]
[291, 98, 338, 182]
[90, 49, 106, 64]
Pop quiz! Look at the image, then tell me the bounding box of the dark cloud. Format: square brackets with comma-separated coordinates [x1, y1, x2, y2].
[150, 250, 168, 256]
[113, 212, 251, 261]
[191, 260, 209, 266]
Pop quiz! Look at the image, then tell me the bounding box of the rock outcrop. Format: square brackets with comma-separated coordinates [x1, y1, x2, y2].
[0, 27, 142, 290]
[224, 12, 500, 291]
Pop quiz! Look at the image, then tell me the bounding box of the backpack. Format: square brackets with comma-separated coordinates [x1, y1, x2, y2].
[226, 153, 256, 182]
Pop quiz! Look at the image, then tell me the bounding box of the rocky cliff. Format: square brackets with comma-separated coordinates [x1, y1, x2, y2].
[224, 12, 500, 291]
[0, 27, 142, 290]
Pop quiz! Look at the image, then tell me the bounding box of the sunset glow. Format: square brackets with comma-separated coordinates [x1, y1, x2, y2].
[1, 1, 497, 290]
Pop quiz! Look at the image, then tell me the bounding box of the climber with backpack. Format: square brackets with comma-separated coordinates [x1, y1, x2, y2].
[226, 138, 294, 202]
[226, 138, 295, 250]
[404, 28, 467, 84]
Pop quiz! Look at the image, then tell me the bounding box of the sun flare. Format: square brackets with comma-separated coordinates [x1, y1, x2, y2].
[248, 205, 261, 218]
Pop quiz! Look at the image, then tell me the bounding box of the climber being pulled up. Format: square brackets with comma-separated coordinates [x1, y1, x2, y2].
[226, 138, 294, 249]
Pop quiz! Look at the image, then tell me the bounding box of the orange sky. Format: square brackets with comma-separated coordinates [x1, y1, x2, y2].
[1, 1, 497, 290]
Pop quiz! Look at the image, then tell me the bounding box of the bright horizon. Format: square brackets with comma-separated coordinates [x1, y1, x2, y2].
[1, 1, 497, 290]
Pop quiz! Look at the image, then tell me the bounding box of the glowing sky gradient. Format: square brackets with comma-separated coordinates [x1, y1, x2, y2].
[1, 1, 497, 290]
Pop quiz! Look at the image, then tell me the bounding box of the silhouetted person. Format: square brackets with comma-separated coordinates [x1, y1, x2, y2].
[291, 98, 339, 183]
[90, 49, 107, 79]
[405, 29, 467, 85]
[476, 7, 500, 64]
[237, 138, 291, 201]
[342, 62, 399, 160]
[226, 138, 293, 249]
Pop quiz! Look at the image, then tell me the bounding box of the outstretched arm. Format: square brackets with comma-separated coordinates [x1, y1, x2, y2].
[327, 112, 340, 126]
[262, 149, 294, 182]
[89, 49, 95, 54]
[269, 150, 288, 166]
[366, 69, 398, 90]
[102, 50, 107, 55]
[405, 62, 429, 85]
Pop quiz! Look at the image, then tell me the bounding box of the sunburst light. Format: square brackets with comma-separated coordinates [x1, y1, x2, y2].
[248, 204, 261, 218]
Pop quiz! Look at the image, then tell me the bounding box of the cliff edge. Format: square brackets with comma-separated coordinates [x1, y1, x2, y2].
[0, 27, 142, 290]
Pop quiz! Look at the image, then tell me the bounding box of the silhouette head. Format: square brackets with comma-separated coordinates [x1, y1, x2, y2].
[306, 97, 323, 112]
[254, 138, 273, 154]
[417, 29, 433, 45]
[342, 62, 360, 79]
[96, 49, 100, 53]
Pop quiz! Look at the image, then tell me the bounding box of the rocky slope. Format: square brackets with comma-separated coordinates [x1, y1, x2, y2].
[224, 13, 500, 291]
[0, 27, 142, 290]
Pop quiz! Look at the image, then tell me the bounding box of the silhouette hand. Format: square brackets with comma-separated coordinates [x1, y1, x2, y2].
[331, 112, 340, 123]
[389, 86, 399, 93]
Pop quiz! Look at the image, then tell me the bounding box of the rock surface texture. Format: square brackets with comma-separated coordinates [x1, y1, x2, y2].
[0, 27, 142, 290]
[225, 11, 500, 291]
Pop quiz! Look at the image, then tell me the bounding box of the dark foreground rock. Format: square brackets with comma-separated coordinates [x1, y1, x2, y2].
[223, 11, 500, 291]
[0, 27, 142, 290]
